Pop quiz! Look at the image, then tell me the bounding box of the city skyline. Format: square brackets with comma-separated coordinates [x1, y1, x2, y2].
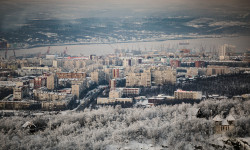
[0, 1, 250, 149]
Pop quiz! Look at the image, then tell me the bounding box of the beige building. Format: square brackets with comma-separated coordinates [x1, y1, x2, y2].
[91, 71, 104, 84]
[110, 79, 116, 90]
[126, 67, 176, 87]
[0, 81, 16, 87]
[213, 114, 235, 134]
[151, 68, 176, 85]
[123, 58, 132, 67]
[40, 59, 53, 66]
[41, 100, 71, 110]
[72, 84, 82, 99]
[206, 65, 230, 76]
[141, 71, 152, 87]
[75, 60, 83, 69]
[13, 81, 29, 101]
[21, 66, 49, 71]
[122, 88, 140, 96]
[64, 60, 75, 70]
[63, 59, 93, 70]
[13, 87, 24, 100]
[52, 60, 63, 68]
[47, 74, 58, 90]
[126, 71, 151, 87]
[97, 97, 132, 104]
[33, 89, 73, 101]
[109, 89, 123, 98]
[104, 68, 113, 81]
[174, 89, 202, 100]
[56, 72, 86, 79]
[186, 67, 199, 78]
[219, 44, 236, 60]
[0, 101, 34, 110]
[71, 79, 87, 99]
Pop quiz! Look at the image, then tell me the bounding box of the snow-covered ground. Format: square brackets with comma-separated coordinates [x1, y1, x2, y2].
[0, 99, 249, 150]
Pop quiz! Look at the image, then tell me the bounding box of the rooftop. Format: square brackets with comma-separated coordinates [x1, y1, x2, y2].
[226, 114, 235, 121]
[213, 115, 222, 122]
[222, 120, 229, 126]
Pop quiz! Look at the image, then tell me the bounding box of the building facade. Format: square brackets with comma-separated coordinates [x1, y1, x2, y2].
[206, 65, 230, 76]
[126, 72, 151, 87]
[47, 74, 58, 90]
[56, 72, 86, 79]
[97, 97, 133, 104]
[174, 89, 202, 100]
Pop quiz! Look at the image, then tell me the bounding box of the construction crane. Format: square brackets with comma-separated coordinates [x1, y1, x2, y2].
[13, 49, 16, 59]
[63, 47, 68, 56]
[46, 46, 50, 54]
[5, 47, 8, 59]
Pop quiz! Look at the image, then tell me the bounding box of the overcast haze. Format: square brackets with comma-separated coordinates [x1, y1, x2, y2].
[0, 0, 250, 52]
[1, 0, 250, 28]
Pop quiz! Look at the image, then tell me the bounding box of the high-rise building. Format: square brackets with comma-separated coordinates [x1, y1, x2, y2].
[91, 71, 105, 84]
[47, 73, 58, 90]
[104, 68, 113, 81]
[219, 44, 236, 60]
[34, 76, 47, 89]
[151, 68, 176, 85]
[13, 87, 23, 101]
[126, 71, 151, 87]
[109, 79, 116, 90]
[123, 59, 132, 67]
[112, 68, 119, 78]
[72, 84, 81, 99]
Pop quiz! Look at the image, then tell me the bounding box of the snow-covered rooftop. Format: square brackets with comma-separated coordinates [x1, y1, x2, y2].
[226, 114, 235, 121]
[213, 115, 222, 122]
[222, 120, 229, 126]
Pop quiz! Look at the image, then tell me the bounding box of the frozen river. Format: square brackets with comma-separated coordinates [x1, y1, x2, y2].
[1, 36, 250, 58]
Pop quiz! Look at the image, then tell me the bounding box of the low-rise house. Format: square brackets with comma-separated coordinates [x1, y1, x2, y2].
[187, 108, 201, 120]
[213, 114, 235, 134]
[22, 121, 37, 133]
[97, 97, 132, 104]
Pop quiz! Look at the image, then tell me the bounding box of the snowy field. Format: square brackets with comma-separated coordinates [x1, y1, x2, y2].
[1, 36, 250, 58]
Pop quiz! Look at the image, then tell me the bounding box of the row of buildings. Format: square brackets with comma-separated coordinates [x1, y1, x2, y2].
[0, 43, 249, 110]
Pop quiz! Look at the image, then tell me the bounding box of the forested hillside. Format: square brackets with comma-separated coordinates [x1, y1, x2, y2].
[0, 99, 249, 150]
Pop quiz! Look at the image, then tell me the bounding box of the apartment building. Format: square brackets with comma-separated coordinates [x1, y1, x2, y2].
[174, 89, 202, 100]
[126, 71, 151, 87]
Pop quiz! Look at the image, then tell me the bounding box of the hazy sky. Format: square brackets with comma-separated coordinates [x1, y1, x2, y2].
[0, 0, 250, 30]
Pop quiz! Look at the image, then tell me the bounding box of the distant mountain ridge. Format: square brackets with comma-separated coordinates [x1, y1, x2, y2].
[0, 16, 249, 49]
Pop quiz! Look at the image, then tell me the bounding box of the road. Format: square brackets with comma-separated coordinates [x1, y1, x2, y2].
[75, 85, 107, 111]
